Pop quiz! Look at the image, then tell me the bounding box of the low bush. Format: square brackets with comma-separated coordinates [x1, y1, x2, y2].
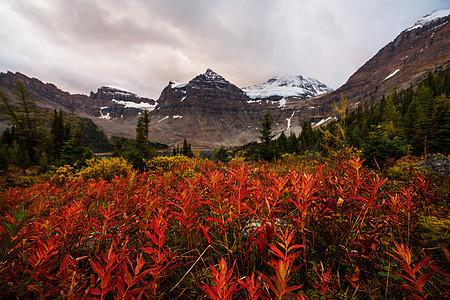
[1, 155, 448, 299]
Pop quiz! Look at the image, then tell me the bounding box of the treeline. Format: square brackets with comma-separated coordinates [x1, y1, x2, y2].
[346, 70, 449, 163]
[238, 69, 449, 164]
[0, 80, 176, 181]
[1, 68, 448, 175]
[0, 81, 113, 173]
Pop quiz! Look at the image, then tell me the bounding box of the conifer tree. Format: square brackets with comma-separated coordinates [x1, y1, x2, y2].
[60, 129, 93, 167]
[277, 131, 288, 153]
[51, 109, 66, 157]
[0, 80, 41, 170]
[136, 110, 150, 149]
[260, 110, 273, 146]
[286, 132, 298, 153]
[300, 121, 314, 152]
[383, 89, 402, 129]
[181, 138, 193, 157]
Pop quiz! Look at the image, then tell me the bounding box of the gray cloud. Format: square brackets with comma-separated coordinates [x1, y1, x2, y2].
[1, 0, 448, 99]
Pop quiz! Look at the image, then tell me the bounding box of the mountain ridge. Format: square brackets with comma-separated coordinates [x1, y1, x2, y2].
[1, 9, 449, 148]
[312, 9, 450, 114]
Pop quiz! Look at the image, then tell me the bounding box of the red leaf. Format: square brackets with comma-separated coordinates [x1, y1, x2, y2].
[257, 231, 268, 256]
[122, 262, 133, 287]
[416, 272, 433, 291]
[116, 276, 125, 297]
[324, 268, 332, 282]
[89, 287, 102, 295]
[199, 223, 213, 245]
[89, 259, 105, 279]
[414, 256, 431, 273]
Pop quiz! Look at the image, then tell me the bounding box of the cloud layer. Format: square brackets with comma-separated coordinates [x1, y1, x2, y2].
[1, 0, 448, 99]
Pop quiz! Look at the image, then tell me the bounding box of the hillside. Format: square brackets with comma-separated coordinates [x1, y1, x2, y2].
[1, 10, 449, 148]
[312, 9, 450, 115]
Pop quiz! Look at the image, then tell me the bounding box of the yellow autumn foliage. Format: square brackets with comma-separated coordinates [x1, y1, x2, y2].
[51, 157, 132, 183]
[76, 157, 132, 180]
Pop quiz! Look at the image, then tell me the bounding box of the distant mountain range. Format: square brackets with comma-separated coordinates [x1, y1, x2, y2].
[1, 9, 449, 149]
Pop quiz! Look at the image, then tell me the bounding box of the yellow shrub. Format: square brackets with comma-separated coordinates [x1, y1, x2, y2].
[145, 155, 191, 172]
[50, 164, 76, 184]
[228, 156, 246, 168]
[76, 157, 132, 180]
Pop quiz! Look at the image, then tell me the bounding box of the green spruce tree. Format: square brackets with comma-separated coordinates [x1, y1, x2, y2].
[136, 110, 150, 150]
[51, 109, 66, 158]
[260, 110, 273, 146]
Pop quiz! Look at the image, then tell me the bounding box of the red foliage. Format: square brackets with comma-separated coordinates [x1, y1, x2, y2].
[0, 156, 446, 298]
[200, 257, 240, 300]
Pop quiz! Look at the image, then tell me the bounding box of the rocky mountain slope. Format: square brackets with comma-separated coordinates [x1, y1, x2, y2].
[147, 69, 328, 147]
[129, 8, 450, 147]
[1, 69, 331, 148]
[311, 9, 450, 114]
[1, 10, 449, 148]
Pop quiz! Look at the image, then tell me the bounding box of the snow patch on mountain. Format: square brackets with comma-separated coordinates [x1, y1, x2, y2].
[314, 116, 334, 127]
[278, 98, 287, 108]
[384, 69, 400, 81]
[247, 99, 262, 104]
[286, 111, 296, 131]
[406, 9, 450, 32]
[158, 116, 169, 123]
[243, 75, 332, 99]
[112, 99, 157, 111]
[99, 110, 111, 120]
[171, 82, 188, 89]
[104, 85, 133, 94]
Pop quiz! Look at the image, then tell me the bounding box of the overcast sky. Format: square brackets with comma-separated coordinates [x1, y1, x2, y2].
[0, 0, 448, 99]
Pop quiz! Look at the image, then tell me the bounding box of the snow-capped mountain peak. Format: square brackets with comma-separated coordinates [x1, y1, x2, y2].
[201, 68, 226, 82]
[242, 75, 332, 99]
[103, 85, 133, 94]
[406, 9, 450, 32]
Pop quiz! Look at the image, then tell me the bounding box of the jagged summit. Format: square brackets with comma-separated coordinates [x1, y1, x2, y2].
[191, 68, 229, 85]
[167, 69, 234, 92]
[168, 69, 225, 89]
[243, 75, 332, 99]
[187, 68, 244, 95]
[202, 68, 225, 81]
[406, 9, 450, 32]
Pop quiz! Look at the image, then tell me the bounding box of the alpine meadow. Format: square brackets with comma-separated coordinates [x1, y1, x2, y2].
[0, 4, 449, 300]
